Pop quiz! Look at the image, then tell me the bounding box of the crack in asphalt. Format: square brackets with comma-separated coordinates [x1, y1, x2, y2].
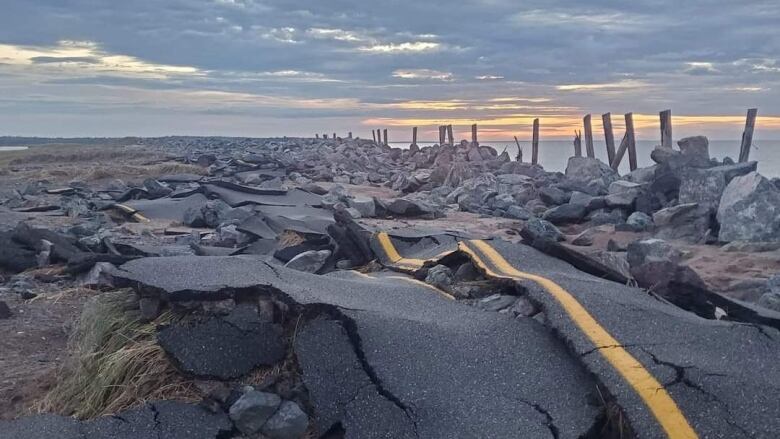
[516, 398, 560, 439]
[640, 349, 754, 438]
[260, 260, 282, 279]
[149, 403, 162, 439]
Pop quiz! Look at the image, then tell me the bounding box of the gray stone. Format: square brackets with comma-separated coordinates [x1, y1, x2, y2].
[454, 262, 480, 281]
[717, 172, 780, 242]
[679, 167, 727, 211]
[757, 292, 780, 312]
[650, 146, 680, 165]
[653, 203, 712, 243]
[139, 297, 161, 321]
[229, 390, 282, 435]
[143, 179, 172, 199]
[626, 238, 682, 290]
[505, 205, 532, 220]
[510, 296, 538, 317]
[605, 180, 643, 208]
[261, 400, 309, 439]
[626, 212, 653, 231]
[587, 208, 627, 226]
[183, 206, 206, 227]
[721, 241, 780, 253]
[522, 217, 564, 243]
[425, 264, 454, 289]
[624, 165, 657, 184]
[284, 249, 331, 273]
[490, 193, 516, 210]
[79, 262, 117, 289]
[542, 203, 587, 225]
[347, 196, 376, 218]
[677, 136, 711, 167]
[570, 229, 595, 246]
[564, 156, 618, 190]
[478, 294, 517, 312]
[538, 186, 569, 205]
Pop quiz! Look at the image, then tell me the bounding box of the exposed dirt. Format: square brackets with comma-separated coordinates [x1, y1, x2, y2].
[0, 286, 93, 420]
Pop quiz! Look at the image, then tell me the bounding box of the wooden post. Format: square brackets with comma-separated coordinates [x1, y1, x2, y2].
[471, 124, 478, 146]
[324, 133, 328, 139]
[371, 131, 375, 143]
[739, 108, 758, 162]
[447, 124, 454, 145]
[573, 130, 582, 157]
[602, 112, 616, 165]
[438, 126, 445, 145]
[316, 133, 320, 139]
[514, 136, 523, 162]
[412, 127, 418, 146]
[583, 114, 595, 158]
[531, 118, 539, 165]
[660, 109, 672, 148]
[611, 132, 629, 170]
[348, 132, 352, 139]
[625, 113, 637, 171]
[333, 132, 337, 140]
[383, 129, 388, 146]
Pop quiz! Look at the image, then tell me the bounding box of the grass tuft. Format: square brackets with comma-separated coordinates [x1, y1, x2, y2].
[38, 290, 200, 419]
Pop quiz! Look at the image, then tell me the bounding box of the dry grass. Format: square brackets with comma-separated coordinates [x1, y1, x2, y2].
[38, 290, 200, 419]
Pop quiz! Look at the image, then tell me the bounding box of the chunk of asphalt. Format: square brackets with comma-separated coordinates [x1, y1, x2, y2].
[294, 318, 416, 438]
[229, 390, 281, 435]
[0, 401, 231, 439]
[157, 305, 286, 379]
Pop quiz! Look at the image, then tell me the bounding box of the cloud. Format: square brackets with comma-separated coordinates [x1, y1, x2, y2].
[358, 41, 441, 53]
[556, 79, 649, 92]
[392, 69, 453, 81]
[684, 62, 719, 75]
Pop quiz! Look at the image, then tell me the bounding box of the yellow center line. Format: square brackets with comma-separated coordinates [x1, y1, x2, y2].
[461, 240, 697, 439]
[375, 232, 456, 270]
[350, 270, 455, 300]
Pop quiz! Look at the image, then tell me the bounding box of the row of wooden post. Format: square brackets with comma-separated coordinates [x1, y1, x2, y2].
[323, 108, 758, 169]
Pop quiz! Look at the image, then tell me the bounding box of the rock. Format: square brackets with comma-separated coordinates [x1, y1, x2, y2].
[510, 296, 538, 317]
[678, 168, 726, 211]
[758, 293, 780, 312]
[571, 229, 595, 246]
[538, 186, 569, 205]
[605, 180, 643, 209]
[587, 208, 627, 226]
[542, 203, 588, 225]
[569, 192, 606, 211]
[624, 165, 657, 184]
[677, 136, 711, 167]
[505, 205, 532, 220]
[653, 203, 712, 243]
[607, 239, 626, 252]
[717, 172, 780, 242]
[454, 262, 479, 282]
[260, 400, 309, 439]
[143, 179, 172, 199]
[521, 217, 565, 244]
[626, 238, 682, 290]
[301, 183, 328, 195]
[625, 212, 653, 231]
[79, 262, 117, 289]
[347, 196, 376, 218]
[386, 196, 441, 218]
[284, 249, 331, 273]
[564, 157, 618, 190]
[201, 200, 233, 228]
[721, 241, 780, 252]
[229, 390, 282, 435]
[490, 193, 515, 210]
[139, 297, 161, 321]
[183, 206, 206, 227]
[477, 294, 516, 312]
[196, 154, 218, 167]
[650, 146, 679, 165]
[0, 301, 11, 319]
[425, 265, 454, 289]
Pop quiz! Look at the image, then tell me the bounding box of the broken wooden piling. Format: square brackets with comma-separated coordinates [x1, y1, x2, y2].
[602, 113, 616, 165]
[447, 125, 454, 146]
[660, 109, 672, 148]
[383, 129, 388, 146]
[438, 126, 446, 145]
[471, 124, 478, 146]
[573, 130, 582, 157]
[412, 127, 418, 146]
[583, 114, 595, 158]
[625, 113, 637, 171]
[514, 136, 523, 162]
[739, 108, 758, 162]
[371, 131, 376, 143]
[611, 133, 629, 170]
[531, 118, 539, 165]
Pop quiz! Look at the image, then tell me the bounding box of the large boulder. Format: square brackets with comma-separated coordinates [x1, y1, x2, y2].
[521, 217, 565, 244]
[717, 172, 780, 242]
[677, 136, 711, 167]
[626, 238, 682, 290]
[542, 203, 588, 225]
[564, 157, 618, 195]
[653, 203, 712, 243]
[605, 181, 644, 209]
[679, 162, 758, 211]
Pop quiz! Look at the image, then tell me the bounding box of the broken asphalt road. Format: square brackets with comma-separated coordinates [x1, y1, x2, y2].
[115, 255, 602, 438]
[373, 233, 780, 439]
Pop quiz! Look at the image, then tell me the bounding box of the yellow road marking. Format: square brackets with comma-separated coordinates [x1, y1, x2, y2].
[375, 232, 456, 270]
[114, 203, 135, 214]
[351, 270, 455, 300]
[131, 213, 151, 222]
[461, 240, 697, 439]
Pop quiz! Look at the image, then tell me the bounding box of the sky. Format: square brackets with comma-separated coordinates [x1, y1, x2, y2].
[0, 0, 779, 141]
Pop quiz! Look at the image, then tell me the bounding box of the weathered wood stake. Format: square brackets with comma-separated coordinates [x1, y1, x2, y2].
[371, 131, 375, 143]
[316, 133, 320, 139]
[611, 132, 629, 170]
[573, 130, 582, 157]
[532, 118, 539, 165]
[447, 125, 454, 145]
[471, 124, 478, 146]
[583, 114, 595, 158]
[383, 129, 388, 146]
[739, 108, 758, 162]
[602, 113, 616, 165]
[348, 132, 352, 139]
[333, 132, 336, 140]
[660, 109, 672, 148]
[514, 136, 523, 162]
[438, 126, 445, 145]
[412, 127, 418, 146]
[625, 113, 637, 171]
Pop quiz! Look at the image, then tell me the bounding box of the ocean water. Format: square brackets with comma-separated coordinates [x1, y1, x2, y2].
[390, 140, 780, 177]
[0, 146, 29, 152]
